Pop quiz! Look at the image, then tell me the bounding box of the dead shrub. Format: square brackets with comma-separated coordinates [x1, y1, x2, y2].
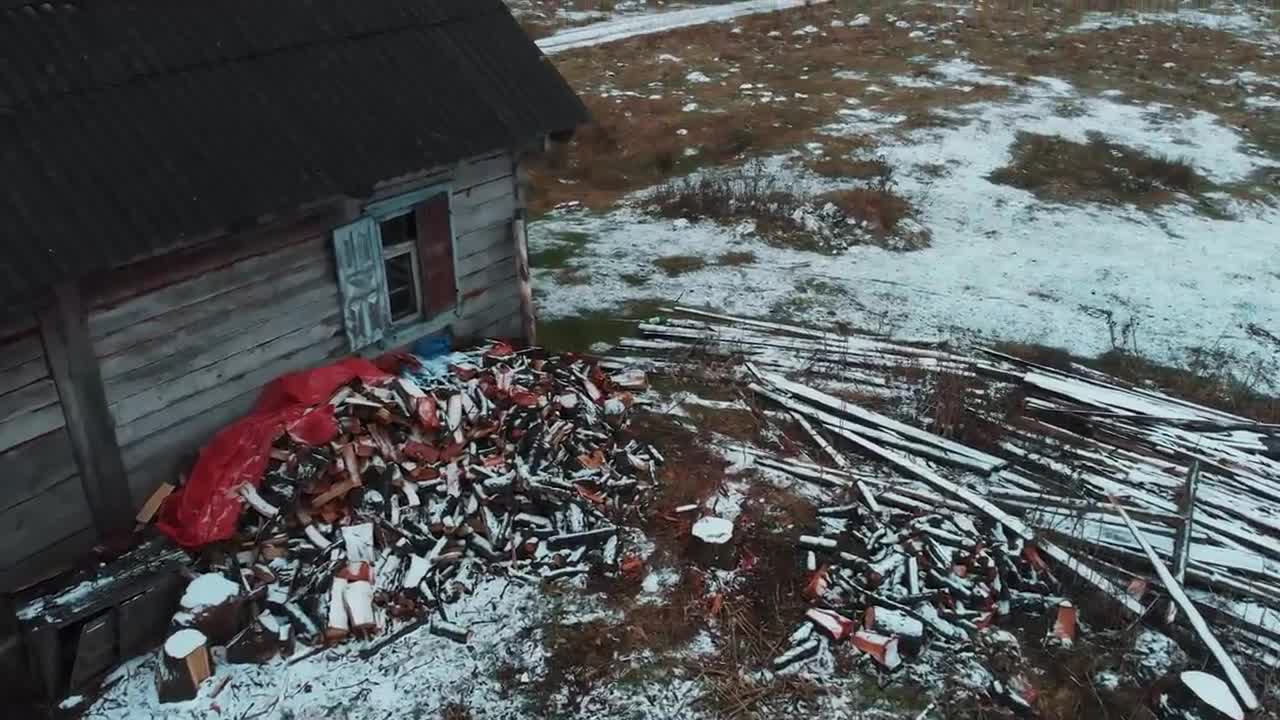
[993, 341, 1077, 372]
[989, 131, 1203, 205]
[1087, 349, 1280, 424]
[818, 187, 910, 233]
[650, 161, 806, 231]
[809, 154, 894, 181]
[653, 254, 707, 276]
[716, 251, 757, 267]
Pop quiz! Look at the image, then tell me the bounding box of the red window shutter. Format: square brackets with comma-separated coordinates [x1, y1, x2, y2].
[415, 194, 456, 317]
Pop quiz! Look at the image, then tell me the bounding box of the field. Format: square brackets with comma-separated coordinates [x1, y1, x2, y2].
[526, 0, 1280, 397]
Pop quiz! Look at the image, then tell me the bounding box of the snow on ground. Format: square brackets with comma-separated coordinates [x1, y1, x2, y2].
[532, 61, 1280, 371]
[1069, 1, 1280, 49]
[91, 577, 545, 718]
[537, 0, 832, 54]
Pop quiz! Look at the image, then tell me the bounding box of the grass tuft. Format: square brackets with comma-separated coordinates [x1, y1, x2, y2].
[654, 254, 707, 276]
[989, 131, 1203, 206]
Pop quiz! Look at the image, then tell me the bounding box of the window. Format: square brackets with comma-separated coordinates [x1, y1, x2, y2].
[333, 187, 458, 350]
[380, 212, 422, 324]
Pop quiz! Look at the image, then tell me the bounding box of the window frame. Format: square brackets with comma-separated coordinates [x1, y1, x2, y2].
[380, 231, 423, 326]
[358, 181, 461, 350]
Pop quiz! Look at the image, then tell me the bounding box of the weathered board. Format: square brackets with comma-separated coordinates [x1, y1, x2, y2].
[0, 323, 90, 589]
[87, 233, 348, 506]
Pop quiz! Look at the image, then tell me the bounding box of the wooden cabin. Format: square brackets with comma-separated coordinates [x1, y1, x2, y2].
[0, 0, 587, 592]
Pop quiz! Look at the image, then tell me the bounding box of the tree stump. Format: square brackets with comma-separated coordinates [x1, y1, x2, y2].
[179, 574, 244, 645]
[689, 516, 736, 570]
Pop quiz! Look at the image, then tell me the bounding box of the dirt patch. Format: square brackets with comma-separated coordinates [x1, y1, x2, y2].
[530, 573, 706, 717]
[686, 480, 824, 717]
[988, 131, 1202, 207]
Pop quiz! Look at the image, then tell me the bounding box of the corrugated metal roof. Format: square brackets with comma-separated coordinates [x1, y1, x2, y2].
[0, 0, 587, 305]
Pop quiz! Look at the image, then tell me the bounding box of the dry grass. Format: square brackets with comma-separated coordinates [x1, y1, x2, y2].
[716, 250, 757, 267]
[439, 702, 473, 720]
[989, 131, 1203, 206]
[653, 254, 707, 276]
[530, 1, 1280, 214]
[818, 187, 909, 233]
[993, 341, 1077, 372]
[1088, 349, 1280, 424]
[994, 340, 1280, 423]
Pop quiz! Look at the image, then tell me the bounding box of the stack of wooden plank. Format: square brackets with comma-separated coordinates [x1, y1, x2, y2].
[611, 308, 1275, 715]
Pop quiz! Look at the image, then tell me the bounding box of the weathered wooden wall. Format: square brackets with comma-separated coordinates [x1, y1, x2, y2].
[0, 317, 92, 591]
[449, 150, 526, 342]
[86, 235, 348, 505]
[82, 151, 528, 519]
[0, 150, 531, 592]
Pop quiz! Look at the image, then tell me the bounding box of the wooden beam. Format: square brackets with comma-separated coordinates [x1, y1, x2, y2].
[1109, 495, 1259, 711]
[39, 283, 133, 536]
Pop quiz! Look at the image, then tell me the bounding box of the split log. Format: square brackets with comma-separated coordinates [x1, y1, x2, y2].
[806, 608, 856, 641]
[135, 482, 175, 528]
[179, 574, 245, 645]
[156, 629, 211, 703]
[863, 606, 924, 654]
[430, 620, 472, 644]
[852, 630, 902, 670]
[773, 637, 821, 670]
[1047, 601, 1076, 646]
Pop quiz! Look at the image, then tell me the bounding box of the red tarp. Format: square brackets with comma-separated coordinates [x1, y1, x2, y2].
[156, 358, 392, 548]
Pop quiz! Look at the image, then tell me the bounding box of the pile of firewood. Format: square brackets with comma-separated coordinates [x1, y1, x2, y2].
[154, 345, 657, 701]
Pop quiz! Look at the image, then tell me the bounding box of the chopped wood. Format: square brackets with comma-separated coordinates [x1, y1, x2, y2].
[135, 482, 175, 526]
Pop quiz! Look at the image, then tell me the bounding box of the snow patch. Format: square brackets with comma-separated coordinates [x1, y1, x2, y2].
[179, 573, 240, 611]
[691, 516, 735, 544]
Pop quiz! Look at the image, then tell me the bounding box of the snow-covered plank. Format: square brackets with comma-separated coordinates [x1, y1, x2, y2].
[1109, 498, 1259, 711]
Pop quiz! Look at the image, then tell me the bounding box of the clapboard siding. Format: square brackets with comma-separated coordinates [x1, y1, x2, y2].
[0, 328, 67, 453]
[0, 324, 91, 592]
[93, 250, 330, 361]
[88, 238, 326, 340]
[456, 223, 515, 278]
[114, 334, 347, 448]
[0, 527, 97, 593]
[122, 389, 263, 502]
[0, 475, 93, 569]
[0, 428, 79, 515]
[454, 193, 518, 237]
[454, 152, 515, 192]
[87, 236, 347, 502]
[460, 258, 518, 297]
[448, 155, 520, 343]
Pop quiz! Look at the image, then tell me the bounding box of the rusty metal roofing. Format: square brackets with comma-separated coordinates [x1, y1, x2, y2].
[0, 0, 587, 305]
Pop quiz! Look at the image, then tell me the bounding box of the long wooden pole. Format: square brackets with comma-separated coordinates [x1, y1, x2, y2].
[1109, 494, 1258, 711]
